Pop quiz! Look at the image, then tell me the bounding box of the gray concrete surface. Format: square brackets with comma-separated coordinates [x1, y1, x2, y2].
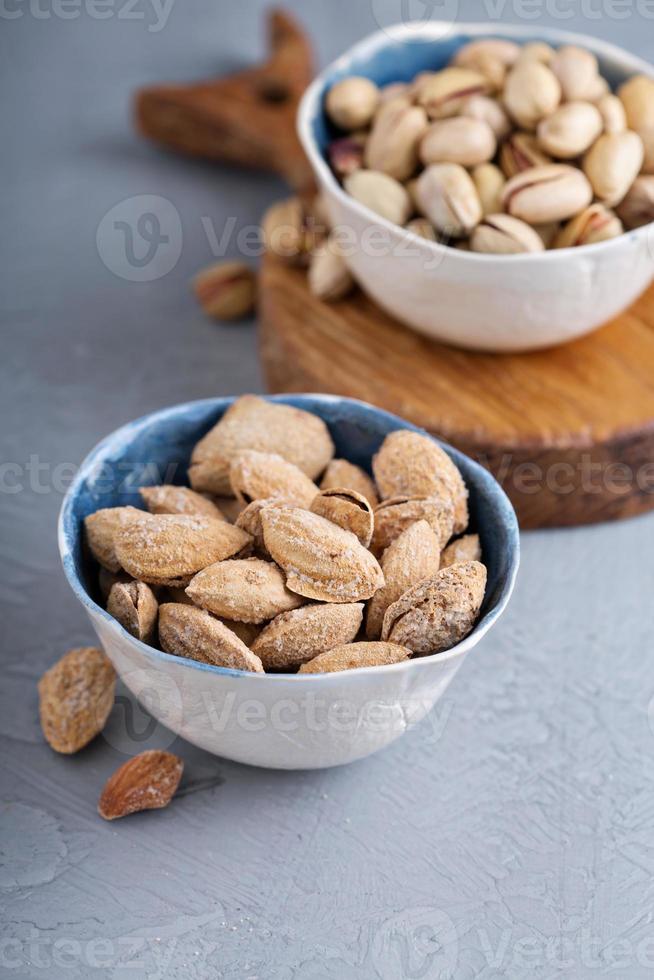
[2, 1, 654, 977]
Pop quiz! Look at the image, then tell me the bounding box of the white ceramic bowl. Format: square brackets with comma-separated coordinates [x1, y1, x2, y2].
[298, 22, 654, 352]
[59, 395, 519, 770]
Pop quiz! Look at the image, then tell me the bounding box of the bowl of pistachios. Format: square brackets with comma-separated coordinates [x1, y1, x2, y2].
[298, 23, 654, 352]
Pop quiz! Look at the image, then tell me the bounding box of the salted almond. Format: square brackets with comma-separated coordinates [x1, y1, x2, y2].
[440, 533, 482, 568]
[373, 430, 469, 533]
[107, 581, 158, 643]
[158, 603, 264, 672]
[114, 514, 251, 585]
[310, 487, 374, 548]
[213, 496, 247, 523]
[235, 498, 294, 556]
[189, 395, 334, 495]
[320, 458, 379, 507]
[219, 620, 262, 646]
[381, 560, 487, 654]
[139, 485, 225, 520]
[98, 567, 131, 602]
[371, 496, 454, 556]
[261, 505, 384, 602]
[366, 520, 441, 639]
[298, 641, 411, 674]
[84, 506, 143, 572]
[186, 558, 304, 624]
[230, 451, 318, 508]
[38, 647, 116, 754]
[98, 750, 183, 820]
[251, 602, 364, 670]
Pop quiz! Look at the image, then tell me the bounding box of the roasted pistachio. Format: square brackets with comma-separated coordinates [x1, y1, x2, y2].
[344, 170, 412, 226]
[554, 204, 623, 248]
[500, 132, 551, 178]
[597, 94, 627, 135]
[549, 45, 600, 102]
[618, 75, 654, 132]
[516, 41, 555, 65]
[502, 164, 593, 224]
[471, 214, 545, 254]
[583, 131, 644, 206]
[453, 38, 520, 69]
[503, 61, 561, 130]
[472, 163, 506, 217]
[365, 98, 428, 181]
[262, 197, 322, 266]
[328, 133, 366, 178]
[308, 237, 355, 302]
[326, 76, 380, 130]
[461, 95, 511, 140]
[640, 128, 654, 175]
[420, 117, 496, 168]
[415, 163, 482, 237]
[417, 67, 489, 119]
[405, 217, 439, 241]
[537, 101, 603, 159]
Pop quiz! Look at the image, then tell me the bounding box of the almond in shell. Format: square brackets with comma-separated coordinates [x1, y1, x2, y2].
[310, 487, 374, 548]
[235, 498, 294, 556]
[84, 506, 143, 572]
[320, 459, 379, 506]
[98, 750, 184, 820]
[186, 557, 304, 624]
[381, 560, 487, 654]
[298, 641, 412, 674]
[38, 647, 116, 754]
[366, 520, 441, 639]
[107, 581, 158, 643]
[252, 602, 364, 670]
[372, 430, 469, 533]
[261, 505, 384, 603]
[114, 514, 251, 586]
[371, 496, 454, 556]
[440, 533, 481, 568]
[230, 451, 318, 508]
[140, 485, 225, 520]
[158, 603, 264, 672]
[189, 395, 334, 496]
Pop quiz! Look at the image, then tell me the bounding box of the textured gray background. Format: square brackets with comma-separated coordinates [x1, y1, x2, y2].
[2, 1, 654, 977]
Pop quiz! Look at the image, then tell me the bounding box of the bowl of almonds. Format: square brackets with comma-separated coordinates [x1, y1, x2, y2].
[59, 395, 519, 769]
[298, 23, 654, 351]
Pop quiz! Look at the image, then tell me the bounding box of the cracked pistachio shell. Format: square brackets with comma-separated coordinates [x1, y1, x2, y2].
[616, 175, 654, 228]
[415, 164, 482, 237]
[366, 520, 441, 640]
[471, 214, 545, 255]
[472, 163, 506, 217]
[554, 204, 623, 248]
[461, 95, 511, 140]
[618, 75, 654, 132]
[107, 581, 158, 643]
[186, 557, 304, 624]
[365, 98, 429, 181]
[308, 236, 355, 302]
[371, 496, 455, 557]
[261, 505, 384, 603]
[251, 602, 364, 671]
[549, 46, 600, 102]
[503, 164, 593, 224]
[229, 451, 318, 509]
[537, 101, 603, 159]
[597, 94, 627, 135]
[326, 76, 379, 131]
[583, 131, 644, 206]
[114, 514, 251, 585]
[320, 459, 378, 507]
[158, 603, 264, 672]
[440, 534, 482, 569]
[344, 170, 412, 226]
[417, 67, 490, 119]
[298, 641, 411, 675]
[310, 487, 374, 548]
[189, 395, 334, 496]
[503, 61, 561, 130]
[84, 506, 144, 573]
[372, 429, 469, 533]
[420, 117, 496, 168]
[381, 560, 487, 654]
[500, 132, 551, 179]
[139, 485, 225, 520]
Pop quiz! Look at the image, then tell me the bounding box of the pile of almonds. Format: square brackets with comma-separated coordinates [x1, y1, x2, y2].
[319, 40, 654, 256]
[83, 396, 487, 675]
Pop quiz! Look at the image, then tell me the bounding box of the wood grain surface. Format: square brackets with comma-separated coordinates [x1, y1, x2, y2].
[259, 255, 654, 528]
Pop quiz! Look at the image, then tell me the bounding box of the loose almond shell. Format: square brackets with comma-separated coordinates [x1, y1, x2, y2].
[114, 514, 251, 585]
[186, 557, 304, 624]
[372, 430, 469, 533]
[252, 602, 364, 670]
[320, 459, 379, 506]
[139, 485, 225, 520]
[158, 603, 264, 672]
[381, 560, 487, 654]
[189, 395, 334, 496]
[310, 487, 374, 548]
[230, 451, 318, 508]
[261, 505, 384, 603]
[440, 534, 482, 569]
[298, 641, 412, 674]
[84, 506, 144, 572]
[366, 520, 441, 639]
[371, 496, 454, 556]
[38, 647, 116, 754]
[98, 750, 183, 820]
[106, 581, 158, 643]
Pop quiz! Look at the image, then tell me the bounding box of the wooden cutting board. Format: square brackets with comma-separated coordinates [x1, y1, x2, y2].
[259, 254, 654, 529]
